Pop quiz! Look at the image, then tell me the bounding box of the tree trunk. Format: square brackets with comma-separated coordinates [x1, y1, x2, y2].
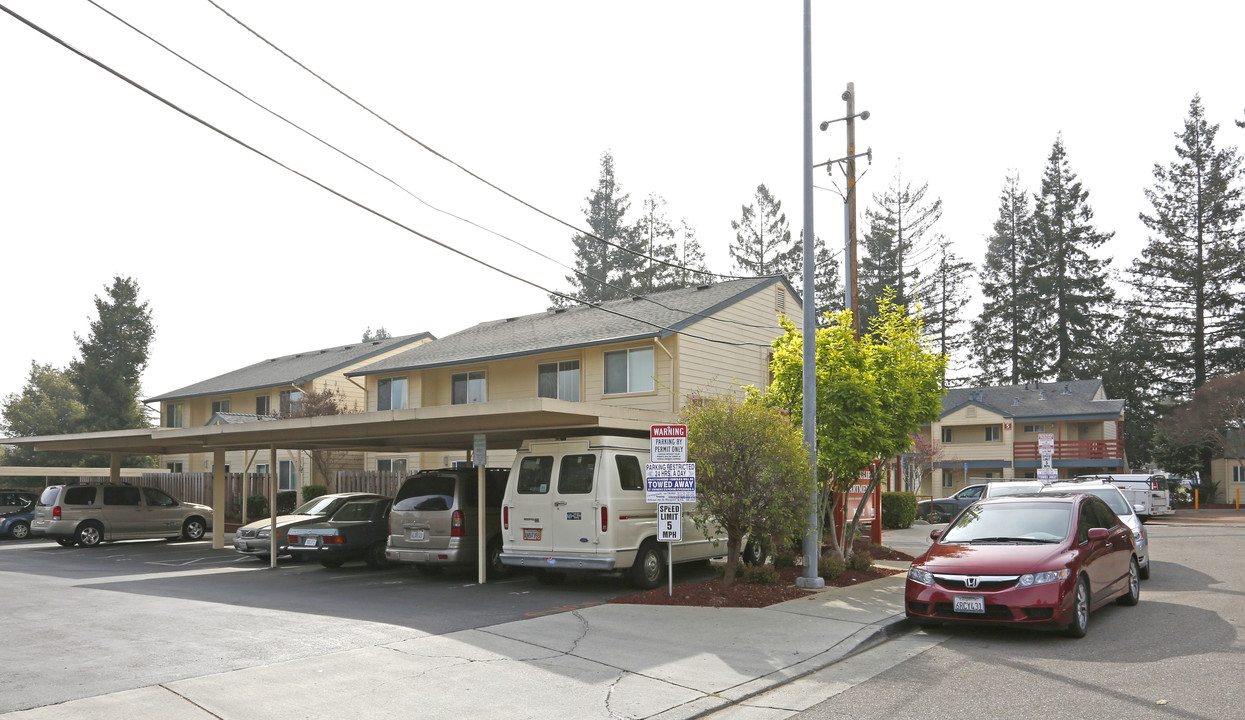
[721, 534, 744, 588]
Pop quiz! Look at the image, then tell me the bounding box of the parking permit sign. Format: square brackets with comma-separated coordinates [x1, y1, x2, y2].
[658, 503, 682, 542]
[650, 424, 688, 463]
[645, 462, 696, 502]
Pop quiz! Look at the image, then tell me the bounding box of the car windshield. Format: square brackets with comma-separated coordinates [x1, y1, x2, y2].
[291, 496, 346, 516]
[988, 484, 1040, 497]
[1049, 487, 1130, 515]
[939, 502, 1072, 544]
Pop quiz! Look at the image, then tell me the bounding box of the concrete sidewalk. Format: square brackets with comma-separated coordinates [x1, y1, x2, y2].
[5, 531, 929, 720]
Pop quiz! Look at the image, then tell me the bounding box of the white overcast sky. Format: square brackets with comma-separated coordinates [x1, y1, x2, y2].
[2, 1, 1243, 411]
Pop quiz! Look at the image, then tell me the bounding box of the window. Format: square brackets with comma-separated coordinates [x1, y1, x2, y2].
[143, 487, 177, 507]
[985, 426, 1001, 442]
[255, 463, 269, 476]
[212, 399, 231, 414]
[377, 458, 408, 475]
[941, 427, 953, 443]
[452, 371, 487, 405]
[604, 347, 654, 395]
[516, 456, 554, 494]
[255, 395, 270, 416]
[166, 462, 183, 473]
[279, 390, 303, 416]
[278, 460, 297, 491]
[164, 403, 183, 428]
[377, 377, 408, 411]
[63, 487, 97, 505]
[1024, 424, 1044, 433]
[617, 455, 643, 491]
[942, 470, 953, 488]
[1234, 466, 1244, 483]
[558, 454, 596, 495]
[538, 361, 581, 401]
[103, 486, 141, 506]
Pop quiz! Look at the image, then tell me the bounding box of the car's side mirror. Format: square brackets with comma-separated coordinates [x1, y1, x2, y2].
[929, 529, 943, 541]
[1087, 527, 1109, 542]
[1133, 504, 1145, 514]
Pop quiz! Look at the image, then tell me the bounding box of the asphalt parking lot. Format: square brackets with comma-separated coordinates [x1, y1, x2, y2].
[0, 535, 713, 713]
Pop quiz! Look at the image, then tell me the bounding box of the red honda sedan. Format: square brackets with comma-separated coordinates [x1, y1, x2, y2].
[905, 493, 1140, 638]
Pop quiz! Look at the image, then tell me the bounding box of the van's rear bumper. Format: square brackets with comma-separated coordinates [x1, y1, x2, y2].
[499, 551, 615, 571]
[386, 546, 472, 566]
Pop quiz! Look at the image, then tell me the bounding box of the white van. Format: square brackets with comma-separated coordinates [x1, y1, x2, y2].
[1074, 474, 1173, 520]
[498, 436, 727, 588]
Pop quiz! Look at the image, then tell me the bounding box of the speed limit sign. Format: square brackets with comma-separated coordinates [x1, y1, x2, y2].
[658, 503, 682, 542]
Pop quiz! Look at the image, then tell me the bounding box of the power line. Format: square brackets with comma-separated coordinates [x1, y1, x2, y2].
[204, 0, 751, 284]
[0, 2, 777, 350]
[83, 0, 781, 333]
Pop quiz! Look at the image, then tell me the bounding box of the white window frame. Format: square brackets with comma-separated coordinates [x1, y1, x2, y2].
[377, 458, 408, 475]
[941, 427, 952, 443]
[538, 360, 581, 401]
[452, 371, 487, 405]
[1234, 465, 1244, 483]
[604, 347, 655, 395]
[212, 399, 231, 414]
[164, 403, 183, 428]
[255, 395, 270, 416]
[942, 470, 953, 488]
[1023, 424, 1044, 433]
[279, 390, 303, 416]
[278, 460, 296, 492]
[166, 461, 183, 473]
[377, 376, 408, 411]
[985, 426, 1001, 442]
[255, 463, 269, 476]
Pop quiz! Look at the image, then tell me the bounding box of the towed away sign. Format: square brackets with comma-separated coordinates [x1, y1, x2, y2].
[644, 462, 696, 503]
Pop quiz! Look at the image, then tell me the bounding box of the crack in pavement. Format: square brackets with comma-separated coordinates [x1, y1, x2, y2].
[159, 683, 224, 719]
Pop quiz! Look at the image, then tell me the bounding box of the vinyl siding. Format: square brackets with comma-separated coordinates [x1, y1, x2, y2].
[677, 283, 796, 402]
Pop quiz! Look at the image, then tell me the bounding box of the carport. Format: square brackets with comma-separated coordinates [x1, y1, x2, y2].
[2, 398, 671, 582]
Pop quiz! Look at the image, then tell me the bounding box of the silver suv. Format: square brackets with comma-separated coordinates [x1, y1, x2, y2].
[1040, 479, 1150, 580]
[30, 483, 213, 547]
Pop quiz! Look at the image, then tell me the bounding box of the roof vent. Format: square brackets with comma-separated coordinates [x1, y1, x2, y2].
[697, 284, 712, 290]
[320, 350, 327, 354]
[1012, 396, 1020, 406]
[1040, 389, 1048, 400]
[554, 308, 567, 314]
[631, 295, 644, 301]
[294, 354, 303, 358]
[505, 317, 517, 322]
[1062, 383, 1071, 395]
[372, 341, 381, 345]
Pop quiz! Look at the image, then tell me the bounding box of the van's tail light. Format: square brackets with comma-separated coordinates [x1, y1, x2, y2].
[53, 506, 61, 519]
[601, 506, 608, 533]
[451, 509, 465, 537]
[1152, 480, 1160, 490]
[502, 505, 509, 530]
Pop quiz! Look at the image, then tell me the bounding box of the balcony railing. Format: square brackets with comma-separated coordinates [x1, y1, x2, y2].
[1014, 439, 1122, 461]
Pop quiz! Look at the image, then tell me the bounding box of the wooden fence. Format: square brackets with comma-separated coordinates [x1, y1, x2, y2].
[334, 470, 407, 498]
[141, 472, 282, 521]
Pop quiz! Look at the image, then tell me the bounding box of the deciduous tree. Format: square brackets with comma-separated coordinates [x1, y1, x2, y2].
[0, 362, 86, 468]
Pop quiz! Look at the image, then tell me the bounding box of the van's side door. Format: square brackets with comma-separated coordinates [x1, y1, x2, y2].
[551, 453, 599, 554]
[512, 455, 555, 552]
[102, 485, 143, 538]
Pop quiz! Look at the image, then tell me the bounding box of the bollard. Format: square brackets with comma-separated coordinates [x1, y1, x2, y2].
[1195, 489, 1199, 511]
[1236, 488, 1240, 511]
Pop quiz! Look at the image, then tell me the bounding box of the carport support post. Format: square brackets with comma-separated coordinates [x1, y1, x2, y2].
[212, 449, 226, 549]
[109, 453, 120, 484]
[269, 445, 277, 570]
[474, 433, 487, 585]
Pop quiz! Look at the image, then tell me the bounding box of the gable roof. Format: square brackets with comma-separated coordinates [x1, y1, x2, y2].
[146, 332, 434, 403]
[350, 277, 795, 377]
[940, 379, 1124, 421]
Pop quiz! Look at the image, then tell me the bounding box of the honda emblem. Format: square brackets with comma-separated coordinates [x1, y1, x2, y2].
[965, 576, 981, 589]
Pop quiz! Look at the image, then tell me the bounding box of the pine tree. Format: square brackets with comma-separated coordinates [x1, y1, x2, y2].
[812, 234, 844, 322]
[69, 276, 155, 433]
[632, 193, 683, 293]
[922, 235, 974, 386]
[729, 184, 798, 283]
[858, 170, 942, 326]
[972, 174, 1043, 384]
[1129, 96, 1245, 397]
[1031, 135, 1116, 381]
[673, 218, 713, 288]
[551, 151, 637, 306]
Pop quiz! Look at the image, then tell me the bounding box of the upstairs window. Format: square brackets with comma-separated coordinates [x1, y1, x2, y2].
[1023, 424, 1044, 433]
[985, 426, 1001, 442]
[538, 361, 581, 401]
[941, 427, 952, 443]
[255, 395, 271, 416]
[604, 347, 654, 395]
[452, 371, 487, 405]
[164, 403, 183, 428]
[279, 390, 303, 416]
[378, 376, 408, 411]
[212, 399, 231, 414]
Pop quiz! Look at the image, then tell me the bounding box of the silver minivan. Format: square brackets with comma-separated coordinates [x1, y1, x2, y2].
[385, 467, 511, 577]
[31, 483, 213, 547]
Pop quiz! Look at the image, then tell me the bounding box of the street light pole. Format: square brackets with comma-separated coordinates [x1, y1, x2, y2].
[796, 0, 823, 589]
[844, 83, 861, 338]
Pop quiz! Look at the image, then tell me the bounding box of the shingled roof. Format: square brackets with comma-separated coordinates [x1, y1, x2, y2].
[941, 379, 1124, 421]
[349, 277, 793, 377]
[146, 332, 433, 403]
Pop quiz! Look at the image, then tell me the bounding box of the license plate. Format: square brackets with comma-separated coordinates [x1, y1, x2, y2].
[236, 541, 248, 550]
[953, 595, 986, 614]
[302, 537, 316, 547]
[523, 528, 541, 541]
[408, 530, 426, 541]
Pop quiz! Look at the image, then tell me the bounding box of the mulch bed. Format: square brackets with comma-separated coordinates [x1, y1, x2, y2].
[609, 539, 913, 609]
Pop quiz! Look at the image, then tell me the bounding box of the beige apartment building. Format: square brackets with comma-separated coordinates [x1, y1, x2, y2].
[921, 379, 1126, 498]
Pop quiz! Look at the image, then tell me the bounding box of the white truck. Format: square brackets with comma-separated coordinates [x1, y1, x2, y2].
[1074, 473, 1173, 521]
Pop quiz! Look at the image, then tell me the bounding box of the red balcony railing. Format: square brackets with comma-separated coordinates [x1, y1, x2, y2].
[1014, 439, 1122, 461]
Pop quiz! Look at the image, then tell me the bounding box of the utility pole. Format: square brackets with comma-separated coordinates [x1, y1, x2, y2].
[844, 83, 861, 338]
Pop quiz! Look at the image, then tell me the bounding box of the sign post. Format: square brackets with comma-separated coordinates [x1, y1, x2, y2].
[1038, 433, 1055, 482]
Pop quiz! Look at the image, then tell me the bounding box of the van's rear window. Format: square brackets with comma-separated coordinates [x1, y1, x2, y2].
[394, 476, 457, 511]
[517, 457, 553, 494]
[38, 487, 61, 507]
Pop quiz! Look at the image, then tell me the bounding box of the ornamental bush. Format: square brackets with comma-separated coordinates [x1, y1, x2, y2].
[880, 491, 916, 529]
[301, 485, 329, 503]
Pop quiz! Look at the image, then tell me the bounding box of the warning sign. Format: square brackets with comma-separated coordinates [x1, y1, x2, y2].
[650, 424, 688, 463]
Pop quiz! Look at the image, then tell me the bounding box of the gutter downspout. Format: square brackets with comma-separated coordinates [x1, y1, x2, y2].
[654, 338, 676, 413]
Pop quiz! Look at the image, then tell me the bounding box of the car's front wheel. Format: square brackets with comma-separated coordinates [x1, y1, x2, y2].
[181, 518, 206, 541]
[9, 521, 30, 540]
[1117, 557, 1141, 606]
[1064, 576, 1090, 638]
[628, 539, 665, 589]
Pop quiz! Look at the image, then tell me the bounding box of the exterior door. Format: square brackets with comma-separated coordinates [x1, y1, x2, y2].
[512, 455, 555, 553]
[550, 453, 599, 554]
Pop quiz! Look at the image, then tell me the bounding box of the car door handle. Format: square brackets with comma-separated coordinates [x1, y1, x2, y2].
[554, 501, 567, 507]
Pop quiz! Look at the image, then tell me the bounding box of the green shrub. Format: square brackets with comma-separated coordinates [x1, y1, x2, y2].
[301, 485, 329, 503]
[847, 550, 873, 572]
[276, 491, 298, 515]
[773, 549, 800, 569]
[741, 563, 780, 585]
[880, 491, 916, 529]
[819, 554, 846, 581]
[245, 494, 268, 519]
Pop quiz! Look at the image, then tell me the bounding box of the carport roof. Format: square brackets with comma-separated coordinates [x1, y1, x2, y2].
[1, 399, 672, 456]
